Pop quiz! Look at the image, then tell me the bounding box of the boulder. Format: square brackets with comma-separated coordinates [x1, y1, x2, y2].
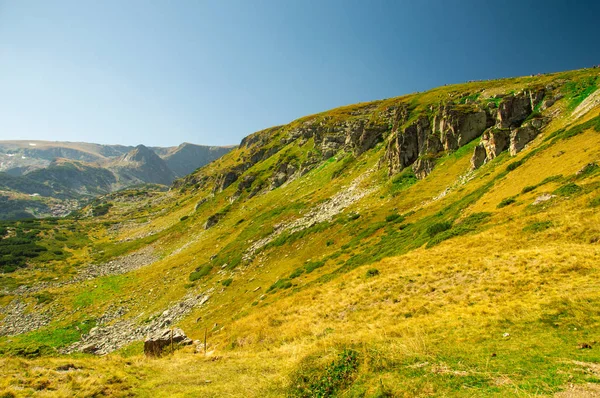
[144, 328, 192, 357]
[470, 143, 487, 170]
[497, 92, 532, 128]
[412, 157, 436, 179]
[509, 124, 540, 156]
[436, 105, 487, 151]
[481, 128, 510, 160]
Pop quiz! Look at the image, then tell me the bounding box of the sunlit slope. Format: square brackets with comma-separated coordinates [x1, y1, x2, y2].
[0, 67, 599, 397]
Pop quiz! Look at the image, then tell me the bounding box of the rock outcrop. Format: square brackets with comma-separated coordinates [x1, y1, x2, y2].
[509, 123, 541, 156]
[385, 103, 487, 179]
[144, 328, 192, 357]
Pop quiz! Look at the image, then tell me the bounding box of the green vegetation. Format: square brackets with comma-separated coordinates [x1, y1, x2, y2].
[267, 278, 293, 293]
[426, 221, 452, 237]
[390, 168, 417, 195]
[365, 268, 379, 277]
[92, 203, 112, 217]
[221, 278, 233, 287]
[290, 349, 360, 397]
[0, 227, 47, 273]
[523, 220, 554, 233]
[553, 182, 583, 197]
[189, 264, 213, 281]
[562, 76, 598, 111]
[497, 196, 516, 208]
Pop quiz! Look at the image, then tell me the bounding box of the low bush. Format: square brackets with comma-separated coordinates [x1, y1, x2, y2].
[189, 264, 212, 281]
[290, 349, 360, 397]
[523, 221, 554, 233]
[221, 278, 233, 287]
[426, 221, 452, 237]
[554, 183, 583, 197]
[497, 197, 516, 208]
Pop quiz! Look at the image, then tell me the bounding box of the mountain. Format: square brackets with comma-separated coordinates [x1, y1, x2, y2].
[0, 141, 233, 219]
[109, 144, 177, 186]
[1, 67, 600, 396]
[162, 143, 234, 177]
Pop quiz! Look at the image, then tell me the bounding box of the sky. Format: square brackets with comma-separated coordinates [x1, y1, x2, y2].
[0, 1, 599, 147]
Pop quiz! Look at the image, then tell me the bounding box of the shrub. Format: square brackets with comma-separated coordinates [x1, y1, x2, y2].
[221, 278, 233, 287]
[290, 349, 360, 397]
[576, 163, 599, 179]
[366, 268, 380, 277]
[523, 221, 553, 233]
[305, 260, 325, 273]
[497, 197, 516, 208]
[590, 196, 600, 208]
[289, 268, 305, 279]
[267, 279, 293, 293]
[506, 160, 524, 172]
[347, 213, 360, 221]
[34, 292, 54, 305]
[189, 264, 212, 281]
[385, 213, 404, 223]
[326, 239, 334, 246]
[554, 183, 583, 197]
[180, 215, 189, 222]
[426, 221, 452, 237]
[522, 185, 536, 194]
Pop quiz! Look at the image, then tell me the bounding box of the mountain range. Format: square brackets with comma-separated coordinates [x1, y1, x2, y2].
[0, 141, 233, 219]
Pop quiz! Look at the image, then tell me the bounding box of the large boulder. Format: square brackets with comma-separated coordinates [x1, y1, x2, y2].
[510, 124, 540, 155]
[497, 92, 533, 128]
[470, 143, 487, 170]
[412, 157, 436, 179]
[144, 328, 192, 357]
[481, 128, 510, 160]
[435, 105, 487, 151]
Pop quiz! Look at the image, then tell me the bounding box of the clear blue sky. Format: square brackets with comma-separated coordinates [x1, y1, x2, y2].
[0, 0, 598, 147]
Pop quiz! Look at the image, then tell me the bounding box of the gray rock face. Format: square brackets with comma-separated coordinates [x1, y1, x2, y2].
[144, 328, 192, 357]
[482, 128, 511, 160]
[435, 105, 487, 151]
[386, 103, 486, 179]
[470, 143, 487, 170]
[213, 170, 240, 193]
[497, 92, 533, 128]
[510, 124, 540, 155]
[412, 158, 436, 179]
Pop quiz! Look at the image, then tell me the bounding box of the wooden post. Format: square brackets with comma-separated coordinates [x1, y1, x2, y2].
[204, 328, 207, 356]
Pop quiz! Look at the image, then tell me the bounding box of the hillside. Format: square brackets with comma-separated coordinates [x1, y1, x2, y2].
[0, 68, 600, 397]
[0, 141, 233, 220]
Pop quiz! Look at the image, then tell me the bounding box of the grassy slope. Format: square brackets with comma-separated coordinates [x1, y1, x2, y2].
[1, 68, 600, 397]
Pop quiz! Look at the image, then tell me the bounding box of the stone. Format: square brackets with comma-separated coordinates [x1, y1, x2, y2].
[497, 92, 532, 128]
[144, 328, 193, 357]
[412, 157, 436, 179]
[481, 128, 510, 160]
[81, 344, 99, 354]
[470, 143, 487, 170]
[509, 124, 540, 155]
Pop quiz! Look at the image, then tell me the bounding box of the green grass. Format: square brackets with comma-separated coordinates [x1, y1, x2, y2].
[523, 221, 554, 233]
[553, 183, 583, 197]
[562, 76, 598, 111]
[73, 274, 129, 308]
